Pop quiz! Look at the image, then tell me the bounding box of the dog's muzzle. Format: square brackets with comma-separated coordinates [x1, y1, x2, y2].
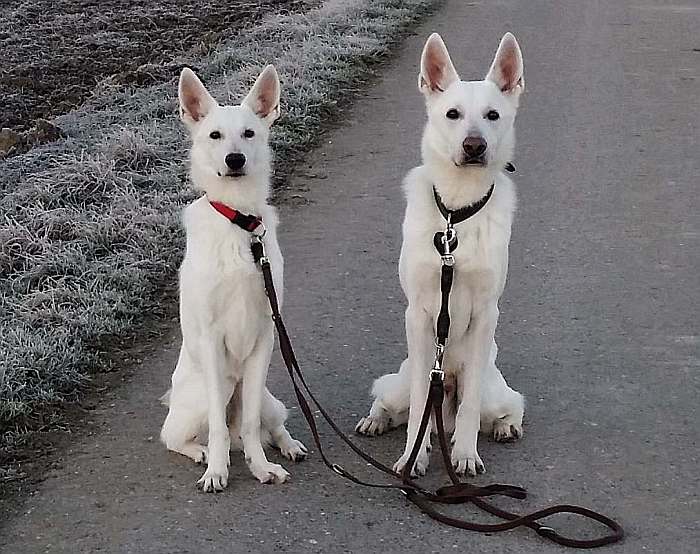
[224, 152, 246, 177]
[459, 136, 487, 166]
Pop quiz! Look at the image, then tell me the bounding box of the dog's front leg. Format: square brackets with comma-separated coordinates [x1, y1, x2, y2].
[393, 306, 433, 477]
[241, 330, 290, 484]
[451, 303, 498, 476]
[197, 337, 231, 492]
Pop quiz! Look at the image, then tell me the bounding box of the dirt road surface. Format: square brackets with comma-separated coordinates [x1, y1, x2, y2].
[1, 0, 698, 552]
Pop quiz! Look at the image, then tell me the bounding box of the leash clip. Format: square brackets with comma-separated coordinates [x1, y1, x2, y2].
[252, 231, 269, 265]
[440, 220, 456, 266]
[431, 342, 445, 380]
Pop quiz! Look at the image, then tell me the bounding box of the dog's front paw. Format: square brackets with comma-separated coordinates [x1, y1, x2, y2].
[450, 448, 485, 477]
[197, 465, 229, 492]
[493, 418, 523, 443]
[279, 439, 308, 462]
[393, 450, 429, 477]
[355, 413, 390, 436]
[249, 461, 290, 484]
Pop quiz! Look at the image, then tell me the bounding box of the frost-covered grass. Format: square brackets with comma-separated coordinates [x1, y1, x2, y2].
[0, 0, 441, 467]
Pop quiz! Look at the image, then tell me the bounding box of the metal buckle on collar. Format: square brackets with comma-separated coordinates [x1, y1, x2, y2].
[252, 220, 267, 240]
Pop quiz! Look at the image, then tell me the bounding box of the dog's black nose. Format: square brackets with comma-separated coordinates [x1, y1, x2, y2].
[462, 136, 487, 158]
[225, 152, 246, 171]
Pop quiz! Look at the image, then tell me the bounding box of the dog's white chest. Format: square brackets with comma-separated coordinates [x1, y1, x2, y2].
[400, 168, 515, 333]
[406, 223, 505, 325]
[179, 204, 279, 368]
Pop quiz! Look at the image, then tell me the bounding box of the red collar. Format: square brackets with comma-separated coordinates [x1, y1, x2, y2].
[208, 200, 263, 232]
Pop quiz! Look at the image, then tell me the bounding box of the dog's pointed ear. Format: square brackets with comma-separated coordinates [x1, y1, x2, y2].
[178, 68, 218, 126]
[242, 65, 281, 125]
[419, 33, 460, 95]
[486, 32, 524, 96]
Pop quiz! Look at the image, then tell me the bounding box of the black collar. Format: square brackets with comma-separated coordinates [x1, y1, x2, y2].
[433, 183, 495, 225]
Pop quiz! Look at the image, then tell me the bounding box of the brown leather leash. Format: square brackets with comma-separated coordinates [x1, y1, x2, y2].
[202, 184, 623, 548]
[246, 226, 624, 548]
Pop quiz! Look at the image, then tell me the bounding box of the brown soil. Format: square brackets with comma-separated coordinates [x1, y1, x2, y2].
[0, 0, 314, 134]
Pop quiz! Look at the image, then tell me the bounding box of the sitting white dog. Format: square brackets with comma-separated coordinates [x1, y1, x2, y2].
[160, 66, 306, 492]
[357, 33, 526, 478]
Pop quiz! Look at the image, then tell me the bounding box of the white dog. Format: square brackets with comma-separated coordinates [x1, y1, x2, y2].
[160, 66, 306, 492]
[356, 33, 525, 477]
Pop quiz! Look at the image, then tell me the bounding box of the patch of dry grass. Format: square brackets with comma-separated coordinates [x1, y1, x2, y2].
[0, 0, 441, 469]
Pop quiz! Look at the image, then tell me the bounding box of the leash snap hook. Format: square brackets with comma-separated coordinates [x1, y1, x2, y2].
[252, 230, 269, 265]
[440, 219, 456, 266]
[431, 342, 445, 380]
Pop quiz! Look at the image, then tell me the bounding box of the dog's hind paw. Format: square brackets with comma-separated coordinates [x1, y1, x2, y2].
[249, 461, 290, 484]
[168, 442, 208, 465]
[492, 417, 523, 443]
[197, 466, 229, 493]
[355, 414, 390, 436]
[279, 439, 308, 462]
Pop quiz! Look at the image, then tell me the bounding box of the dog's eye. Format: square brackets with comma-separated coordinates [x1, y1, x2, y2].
[209, 131, 221, 139]
[446, 108, 460, 120]
[486, 110, 500, 121]
[243, 129, 255, 139]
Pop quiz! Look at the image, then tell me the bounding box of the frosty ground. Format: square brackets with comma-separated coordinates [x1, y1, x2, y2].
[0, 0, 441, 491]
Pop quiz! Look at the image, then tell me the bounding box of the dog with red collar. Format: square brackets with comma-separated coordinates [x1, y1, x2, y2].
[160, 66, 306, 492]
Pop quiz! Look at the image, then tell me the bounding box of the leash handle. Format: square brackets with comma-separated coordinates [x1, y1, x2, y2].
[428, 378, 624, 546]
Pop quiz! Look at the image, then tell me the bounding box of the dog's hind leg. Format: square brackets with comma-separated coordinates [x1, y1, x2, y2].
[160, 347, 209, 464]
[480, 340, 524, 442]
[261, 388, 308, 462]
[227, 384, 306, 462]
[355, 359, 410, 436]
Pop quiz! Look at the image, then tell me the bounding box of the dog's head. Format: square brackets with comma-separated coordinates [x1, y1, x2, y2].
[178, 65, 280, 186]
[419, 32, 524, 172]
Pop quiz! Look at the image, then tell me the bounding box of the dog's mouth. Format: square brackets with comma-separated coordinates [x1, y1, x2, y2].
[218, 170, 247, 178]
[456, 156, 487, 168]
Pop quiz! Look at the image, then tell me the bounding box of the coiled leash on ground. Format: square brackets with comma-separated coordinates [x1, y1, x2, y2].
[209, 184, 624, 548]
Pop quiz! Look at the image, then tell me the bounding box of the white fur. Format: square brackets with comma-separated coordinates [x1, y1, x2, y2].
[160, 66, 306, 492]
[356, 33, 526, 478]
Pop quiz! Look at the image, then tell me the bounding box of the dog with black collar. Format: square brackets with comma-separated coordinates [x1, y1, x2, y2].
[357, 33, 526, 478]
